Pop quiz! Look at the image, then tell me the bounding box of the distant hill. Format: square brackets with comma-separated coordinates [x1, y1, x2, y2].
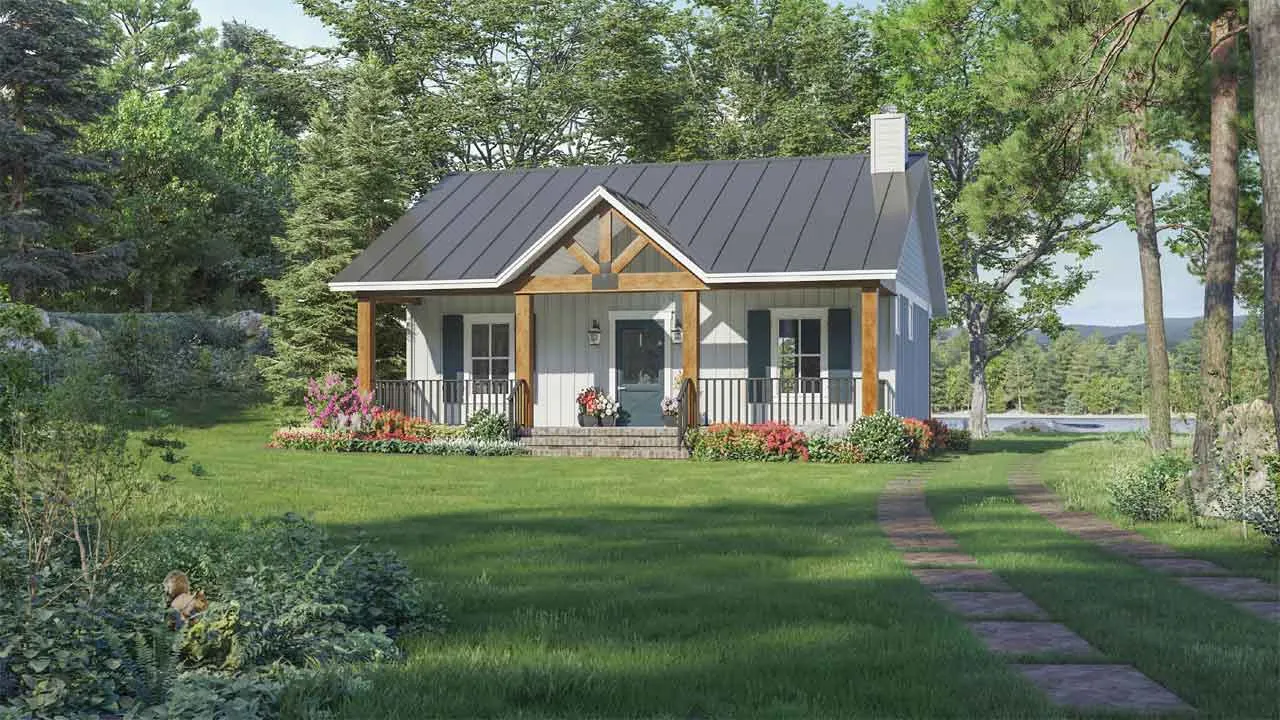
[938, 316, 1248, 347]
[1055, 316, 1247, 346]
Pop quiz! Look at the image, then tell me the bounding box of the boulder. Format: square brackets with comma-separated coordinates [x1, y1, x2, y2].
[223, 310, 266, 338]
[1198, 399, 1278, 517]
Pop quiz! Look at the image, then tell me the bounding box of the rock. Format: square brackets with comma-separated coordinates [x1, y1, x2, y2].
[1198, 399, 1278, 518]
[223, 310, 266, 338]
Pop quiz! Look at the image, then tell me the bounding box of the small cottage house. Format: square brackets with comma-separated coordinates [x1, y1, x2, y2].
[330, 112, 945, 440]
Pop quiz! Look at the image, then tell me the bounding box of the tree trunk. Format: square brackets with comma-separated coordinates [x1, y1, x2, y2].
[1251, 0, 1280, 453]
[967, 308, 990, 438]
[1124, 115, 1172, 452]
[1191, 10, 1243, 501]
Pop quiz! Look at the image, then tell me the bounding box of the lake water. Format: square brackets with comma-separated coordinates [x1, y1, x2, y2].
[933, 413, 1196, 434]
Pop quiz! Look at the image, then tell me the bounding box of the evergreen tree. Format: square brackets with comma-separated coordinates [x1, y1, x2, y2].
[0, 0, 122, 301]
[260, 61, 409, 403]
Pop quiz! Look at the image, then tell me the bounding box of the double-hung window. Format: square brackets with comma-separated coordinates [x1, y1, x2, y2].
[774, 309, 824, 394]
[466, 315, 512, 395]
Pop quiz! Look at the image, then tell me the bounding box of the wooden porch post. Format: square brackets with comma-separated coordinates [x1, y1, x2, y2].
[681, 291, 700, 384]
[860, 287, 879, 416]
[357, 296, 376, 394]
[515, 293, 534, 424]
[681, 290, 700, 427]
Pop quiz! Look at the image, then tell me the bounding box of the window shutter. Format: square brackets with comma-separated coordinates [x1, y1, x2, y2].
[747, 309, 771, 403]
[828, 308, 853, 403]
[442, 314, 463, 402]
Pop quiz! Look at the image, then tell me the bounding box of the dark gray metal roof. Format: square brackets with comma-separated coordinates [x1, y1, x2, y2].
[333, 153, 931, 285]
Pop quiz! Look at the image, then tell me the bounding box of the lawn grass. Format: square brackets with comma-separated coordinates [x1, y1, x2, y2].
[1026, 433, 1278, 582]
[922, 436, 1280, 719]
[151, 413, 1277, 718]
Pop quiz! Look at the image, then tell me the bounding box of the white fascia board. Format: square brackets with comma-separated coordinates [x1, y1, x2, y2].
[703, 269, 896, 284]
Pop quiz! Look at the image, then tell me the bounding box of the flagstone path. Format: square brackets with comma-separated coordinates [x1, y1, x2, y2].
[879, 478, 1192, 714]
[1008, 472, 1280, 623]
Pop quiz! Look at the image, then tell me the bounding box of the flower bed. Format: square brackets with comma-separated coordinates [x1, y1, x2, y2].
[271, 376, 525, 456]
[688, 413, 968, 463]
[270, 429, 526, 456]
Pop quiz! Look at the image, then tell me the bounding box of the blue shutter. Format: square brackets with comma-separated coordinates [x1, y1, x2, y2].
[442, 314, 463, 402]
[828, 308, 853, 403]
[747, 309, 771, 403]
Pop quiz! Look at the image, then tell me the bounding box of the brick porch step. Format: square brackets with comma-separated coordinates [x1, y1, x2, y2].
[518, 427, 689, 459]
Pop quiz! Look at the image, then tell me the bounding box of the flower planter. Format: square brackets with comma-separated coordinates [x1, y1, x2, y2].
[600, 415, 617, 427]
[578, 413, 599, 427]
[662, 415, 678, 428]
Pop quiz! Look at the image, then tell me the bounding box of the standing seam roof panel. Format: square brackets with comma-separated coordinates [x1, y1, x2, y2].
[398, 171, 529, 282]
[749, 157, 833, 273]
[711, 159, 801, 273]
[662, 162, 738, 264]
[788, 156, 864, 271]
[862, 173, 911, 272]
[644, 163, 705, 221]
[824, 161, 880, 271]
[684, 161, 769, 269]
[428, 168, 557, 280]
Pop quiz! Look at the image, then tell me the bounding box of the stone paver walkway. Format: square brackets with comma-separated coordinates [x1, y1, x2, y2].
[1009, 472, 1280, 623]
[879, 478, 1192, 714]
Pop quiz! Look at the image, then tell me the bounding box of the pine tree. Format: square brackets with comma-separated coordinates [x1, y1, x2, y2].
[260, 61, 409, 404]
[0, 0, 121, 301]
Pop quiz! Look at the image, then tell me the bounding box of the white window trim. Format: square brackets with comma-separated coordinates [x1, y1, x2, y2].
[607, 307, 675, 402]
[770, 307, 826, 394]
[462, 313, 514, 389]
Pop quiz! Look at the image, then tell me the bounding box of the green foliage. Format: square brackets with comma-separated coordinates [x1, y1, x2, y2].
[1108, 453, 1191, 522]
[849, 413, 911, 463]
[669, 0, 879, 160]
[946, 429, 971, 452]
[260, 59, 410, 405]
[464, 408, 509, 442]
[0, 0, 122, 302]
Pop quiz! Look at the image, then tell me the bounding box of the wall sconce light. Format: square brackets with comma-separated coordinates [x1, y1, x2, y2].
[587, 320, 602, 346]
[671, 320, 683, 344]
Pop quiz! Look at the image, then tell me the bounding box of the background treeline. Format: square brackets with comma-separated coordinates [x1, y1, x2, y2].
[931, 316, 1271, 415]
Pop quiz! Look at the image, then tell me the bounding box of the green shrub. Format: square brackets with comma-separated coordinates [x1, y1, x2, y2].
[1108, 453, 1191, 522]
[464, 408, 509, 441]
[849, 413, 911, 463]
[946, 429, 971, 452]
[807, 435, 862, 463]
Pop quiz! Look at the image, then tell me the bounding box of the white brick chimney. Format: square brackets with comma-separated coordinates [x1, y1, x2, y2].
[870, 107, 907, 174]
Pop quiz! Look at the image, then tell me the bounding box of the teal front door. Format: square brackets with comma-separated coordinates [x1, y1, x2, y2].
[615, 319, 664, 426]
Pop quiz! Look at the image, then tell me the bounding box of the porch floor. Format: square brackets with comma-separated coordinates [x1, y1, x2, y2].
[518, 426, 688, 459]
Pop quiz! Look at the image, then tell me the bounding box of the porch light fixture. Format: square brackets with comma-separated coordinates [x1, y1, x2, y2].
[587, 320, 602, 346]
[671, 320, 683, 344]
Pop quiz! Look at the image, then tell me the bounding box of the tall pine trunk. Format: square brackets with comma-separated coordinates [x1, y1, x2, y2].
[967, 307, 990, 438]
[1124, 113, 1172, 452]
[1191, 10, 1242, 502]
[1252, 0, 1280, 453]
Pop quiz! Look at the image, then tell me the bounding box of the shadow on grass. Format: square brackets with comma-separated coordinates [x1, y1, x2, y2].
[314, 499, 1152, 719]
[964, 433, 1091, 456]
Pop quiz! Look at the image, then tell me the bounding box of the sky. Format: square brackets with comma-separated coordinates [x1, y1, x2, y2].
[191, 0, 1210, 327]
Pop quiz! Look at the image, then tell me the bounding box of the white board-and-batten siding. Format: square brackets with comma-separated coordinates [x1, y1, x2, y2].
[406, 287, 929, 427]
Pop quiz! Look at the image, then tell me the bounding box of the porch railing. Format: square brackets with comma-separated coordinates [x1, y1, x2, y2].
[675, 377, 696, 447]
[374, 379, 512, 426]
[696, 377, 893, 427]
